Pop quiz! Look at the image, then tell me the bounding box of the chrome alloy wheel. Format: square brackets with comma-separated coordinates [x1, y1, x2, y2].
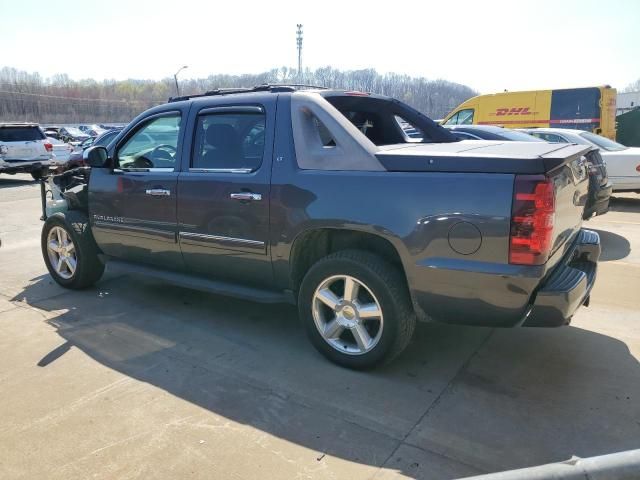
[311, 275, 384, 355]
[46, 226, 77, 280]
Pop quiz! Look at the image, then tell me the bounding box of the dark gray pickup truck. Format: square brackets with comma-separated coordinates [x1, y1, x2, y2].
[40, 85, 600, 369]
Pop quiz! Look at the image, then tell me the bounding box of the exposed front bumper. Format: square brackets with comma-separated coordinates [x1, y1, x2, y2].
[523, 229, 600, 327]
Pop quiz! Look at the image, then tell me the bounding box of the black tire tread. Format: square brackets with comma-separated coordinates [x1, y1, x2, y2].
[41, 210, 104, 289]
[299, 249, 416, 368]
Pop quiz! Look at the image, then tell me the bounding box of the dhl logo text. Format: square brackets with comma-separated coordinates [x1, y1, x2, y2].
[493, 107, 535, 116]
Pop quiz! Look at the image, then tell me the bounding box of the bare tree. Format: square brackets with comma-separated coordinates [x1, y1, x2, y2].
[0, 66, 477, 123]
[622, 78, 640, 93]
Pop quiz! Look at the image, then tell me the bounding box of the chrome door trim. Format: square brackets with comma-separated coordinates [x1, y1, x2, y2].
[179, 231, 265, 248]
[94, 220, 176, 242]
[188, 168, 253, 174]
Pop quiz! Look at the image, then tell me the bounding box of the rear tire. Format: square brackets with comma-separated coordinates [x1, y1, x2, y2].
[298, 249, 416, 369]
[41, 210, 105, 289]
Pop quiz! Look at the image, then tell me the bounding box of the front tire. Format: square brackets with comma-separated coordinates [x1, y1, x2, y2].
[41, 211, 105, 289]
[298, 250, 416, 369]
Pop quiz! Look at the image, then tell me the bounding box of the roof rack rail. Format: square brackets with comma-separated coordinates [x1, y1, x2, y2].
[168, 83, 329, 103]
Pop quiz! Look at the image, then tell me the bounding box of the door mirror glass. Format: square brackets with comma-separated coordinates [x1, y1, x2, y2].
[83, 146, 109, 168]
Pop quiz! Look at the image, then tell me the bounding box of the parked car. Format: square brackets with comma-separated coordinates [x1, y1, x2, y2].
[42, 126, 62, 140]
[0, 123, 53, 179]
[79, 124, 107, 137]
[40, 86, 598, 369]
[63, 128, 122, 171]
[59, 127, 91, 144]
[520, 128, 640, 193]
[448, 125, 611, 219]
[46, 136, 74, 168]
[445, 125, 545, 141]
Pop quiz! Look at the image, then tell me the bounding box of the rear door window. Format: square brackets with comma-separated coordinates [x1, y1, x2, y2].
[191, 111, 266, 172]
[0, 127, 45, 142]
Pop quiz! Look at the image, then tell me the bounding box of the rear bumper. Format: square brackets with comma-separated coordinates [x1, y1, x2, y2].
[523, 229, 600, 327]
[0, 159, 52, 174]
[610, 176, 640, 192]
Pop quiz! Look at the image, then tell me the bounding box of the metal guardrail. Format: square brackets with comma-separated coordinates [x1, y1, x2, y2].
[457, 449, 640, 480]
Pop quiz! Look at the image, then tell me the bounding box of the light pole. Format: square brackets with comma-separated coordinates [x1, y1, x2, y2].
[296, 24, 303, 79]
[173, 65, 188, 96]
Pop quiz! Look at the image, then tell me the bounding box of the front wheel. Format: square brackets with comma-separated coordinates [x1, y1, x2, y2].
[298, 250, 416, 369]
[41, 211, 105, 289]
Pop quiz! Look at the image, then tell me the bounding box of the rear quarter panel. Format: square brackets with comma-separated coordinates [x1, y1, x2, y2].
[271, 97, 536, 325]
[270, 168, 527, 325]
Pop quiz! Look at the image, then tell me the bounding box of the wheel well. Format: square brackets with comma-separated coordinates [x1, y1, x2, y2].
[289, 229, 406, 292]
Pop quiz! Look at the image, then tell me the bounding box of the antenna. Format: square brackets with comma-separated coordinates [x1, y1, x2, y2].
[296, 24, 303, 79]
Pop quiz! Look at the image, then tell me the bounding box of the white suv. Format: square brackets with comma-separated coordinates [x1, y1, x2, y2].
[0, 123, 54, 179]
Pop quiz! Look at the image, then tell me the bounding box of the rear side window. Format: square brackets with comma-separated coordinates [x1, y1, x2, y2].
[531, 132, 568, 143]
[192, 112, 266, 171]
[0, 127, 45, 142]
[453, 131, 480, 140]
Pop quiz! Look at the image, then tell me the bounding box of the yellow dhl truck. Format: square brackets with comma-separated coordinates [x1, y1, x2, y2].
[442, 86, 617, 140]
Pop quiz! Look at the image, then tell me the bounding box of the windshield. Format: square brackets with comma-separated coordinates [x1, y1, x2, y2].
[65, 127, 86, 136]
[580, 131, 627, 151]
[498, 130, 544, 142]
[95, 130, 118, 146]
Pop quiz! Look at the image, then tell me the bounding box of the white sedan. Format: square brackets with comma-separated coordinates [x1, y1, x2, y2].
[520, 128, 640, 192]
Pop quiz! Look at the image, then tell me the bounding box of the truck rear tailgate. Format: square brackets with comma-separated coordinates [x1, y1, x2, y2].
[376, 141, 591, 265]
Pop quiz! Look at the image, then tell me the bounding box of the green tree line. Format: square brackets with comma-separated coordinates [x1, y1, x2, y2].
[0, 66, 477, 123]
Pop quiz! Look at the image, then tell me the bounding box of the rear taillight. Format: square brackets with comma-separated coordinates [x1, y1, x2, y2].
[636, 164, 640, 173]
[509, 175, 555, 266]
[44, 141, 53, 152]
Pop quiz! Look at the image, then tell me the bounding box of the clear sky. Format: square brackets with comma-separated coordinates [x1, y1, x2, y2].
[1, 0, 638, 93]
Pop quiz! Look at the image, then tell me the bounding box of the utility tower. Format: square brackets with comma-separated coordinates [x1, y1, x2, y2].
[296, 24, 303, 78]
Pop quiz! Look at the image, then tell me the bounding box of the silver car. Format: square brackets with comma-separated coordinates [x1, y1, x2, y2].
[0, 123, 53, 179]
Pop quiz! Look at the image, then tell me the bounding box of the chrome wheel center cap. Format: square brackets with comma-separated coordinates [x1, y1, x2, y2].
[337, 303, 359, 328]
[342, 305, 356, 320]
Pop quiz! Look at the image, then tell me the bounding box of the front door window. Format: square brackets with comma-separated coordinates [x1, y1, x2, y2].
[116, 114, 181, 170]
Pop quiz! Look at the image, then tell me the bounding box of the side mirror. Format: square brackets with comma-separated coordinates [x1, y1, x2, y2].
[83, 146, 110, 168]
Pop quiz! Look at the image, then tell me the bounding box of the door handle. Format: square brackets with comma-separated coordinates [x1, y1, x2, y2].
[145, 188, 171, 196]
[230, 192, 262, 201]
